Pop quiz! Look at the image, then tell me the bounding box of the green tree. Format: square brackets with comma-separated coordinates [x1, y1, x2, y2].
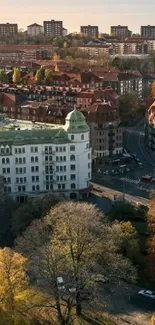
[35, 69, 43, 85]
[0, 69, 7, 83]
[120, 92, 140, 123]
[12, 68, 21, 84]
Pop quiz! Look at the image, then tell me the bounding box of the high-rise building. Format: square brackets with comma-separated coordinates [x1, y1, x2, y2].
[27, 23, 43, 37]
[80, 25, 99, 38]
[141, 25, 155, 38]
[111, 25, 131, 38]
[0, 23, 18, 35]
[43, 19, 63, 36]
[0, 108, 91, 202]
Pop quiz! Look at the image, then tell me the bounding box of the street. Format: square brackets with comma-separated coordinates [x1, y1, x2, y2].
[92, 118, 155, 205]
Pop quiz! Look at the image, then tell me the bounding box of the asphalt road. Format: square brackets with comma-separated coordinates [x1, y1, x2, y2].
[92, 118, 155, 205]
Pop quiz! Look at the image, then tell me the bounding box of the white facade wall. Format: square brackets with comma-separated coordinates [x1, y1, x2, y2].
[0, 132, 91, 198]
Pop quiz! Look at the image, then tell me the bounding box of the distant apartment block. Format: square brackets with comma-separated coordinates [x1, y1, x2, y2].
[27, 23, 43, 37]
[141, 25, 155, 38]
[80, 25, 99, 38]
[0, 23, 18, 35]
[111, 25, 131, 38]
[43, 19, 63, 36]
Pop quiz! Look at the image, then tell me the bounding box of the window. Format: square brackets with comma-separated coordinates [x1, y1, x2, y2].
[56, 156, 59, 162]
[70, 155, 75, 161]
[31, 166, 34, 172]
[88, 153, 91, 159]
[71, 174, 76, 180]
[60, 156, 63, 162]
[60, 166, 63, 172]
[49, 156, 52, 161]
[36, 166, 39, 172]
[6, 158, 10, 164]
[57, 176, 59, 181]
[64, 175, 66, 181]
[56, 147, 58, 152]
[70, 165, 75, 171]
[45, 156, 48, 162]
[32, 176, 35, 182]
[7, 168, 10, 173]
[16, 178, 19, 183]
[32, 185, 35, 191]
[63, 146, 66, 152]
[6, 147, 10, 154]
[56, 166, 59, 172]
[71, 135, 74, 140]
[58, 184, 61, 190]
[35, 156, 38, 162]
[81, 134, 84, 140]
[63, 156, 66, 162]
[36, 176, 39, 182]
[36, 185, 40, 191]
[70, 145, 75, 151]
[88, 163, 91, 169]
[2, 158, 5, 164]
[50, 184, 53, 190]
[88, 172, 91, 178]
[60, 176, 63, 181]
[62, 184, 65, 190]
[59, 147, 62, 152]
[31, 157, 34, 163]
[35, 147, 38, 153]
[46, 184, 49, 190]
[71, 183, 76, 189]
[18, 186, 21, 192]
[16, 168, 18, 174]
[64, 166, 66, 172]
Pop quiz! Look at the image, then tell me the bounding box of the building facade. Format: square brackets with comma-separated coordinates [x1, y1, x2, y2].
[0, 23, 18, 35]
[111, 25, 131, 38]
[43, 20, 63, 36]
[80, 25, 99, 38]
[0, 108, 91, 202]
[27, 23, 43, 37]
[141, 26, 155, 38]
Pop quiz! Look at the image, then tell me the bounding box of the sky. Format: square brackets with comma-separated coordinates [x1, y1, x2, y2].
[1, 0, 155, 33]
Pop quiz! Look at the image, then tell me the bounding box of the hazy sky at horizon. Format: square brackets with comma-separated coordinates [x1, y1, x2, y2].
[1, 0, 154, 33]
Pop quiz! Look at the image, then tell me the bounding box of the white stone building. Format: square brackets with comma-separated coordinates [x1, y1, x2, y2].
[27, 23, 43, 37]
[0, 108, 91, 202]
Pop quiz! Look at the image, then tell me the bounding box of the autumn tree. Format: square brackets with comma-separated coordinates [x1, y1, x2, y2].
[0, 69, 7, 83]
[16, 202, 137, 322]
[120, 92, 140, 123]
[35, 69, 43, 85]
[12, 68, 21, 84]
[151, 82, 155, 98]
[44, 69, 53, 85]
[151, 314, 155, 325]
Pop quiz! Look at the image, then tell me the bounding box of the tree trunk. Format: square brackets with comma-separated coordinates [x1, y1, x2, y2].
[76, 291, 82, 316]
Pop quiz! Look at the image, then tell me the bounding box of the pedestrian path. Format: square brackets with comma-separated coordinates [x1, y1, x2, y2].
[120, 177, 140, 185]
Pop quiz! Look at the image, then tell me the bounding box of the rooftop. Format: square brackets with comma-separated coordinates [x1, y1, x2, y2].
[0, 117, 69, 145]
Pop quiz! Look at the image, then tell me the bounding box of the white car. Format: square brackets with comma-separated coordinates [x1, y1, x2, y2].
[138, 289, 155, 300]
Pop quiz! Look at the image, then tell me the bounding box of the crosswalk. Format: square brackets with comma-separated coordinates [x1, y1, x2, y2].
[120, 177, 140, 185]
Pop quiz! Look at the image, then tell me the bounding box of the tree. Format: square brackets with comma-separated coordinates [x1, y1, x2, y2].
[35, 69, 43, 85]
[0, 69, 7, 83]
[151, 315, 155, 325]
[151, 82, 155, 98]
[12, 68, 21, 84]
[44, 69, 53, 85]
[120, 92, 140, 123]
[16, 202, 137, 322]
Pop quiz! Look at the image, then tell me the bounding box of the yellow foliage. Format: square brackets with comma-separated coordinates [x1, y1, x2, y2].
[151, 82, 155, 98]
[151, 314, 155, 325]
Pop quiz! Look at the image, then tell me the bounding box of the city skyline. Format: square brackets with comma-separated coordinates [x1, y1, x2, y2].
[1, 0, 155, 33]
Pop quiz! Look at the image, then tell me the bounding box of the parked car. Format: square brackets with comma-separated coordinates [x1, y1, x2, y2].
[138, 289, 155, 300]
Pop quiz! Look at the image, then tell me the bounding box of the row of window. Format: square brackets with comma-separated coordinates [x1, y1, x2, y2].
[15, 157, 26, 164]
[56, 165, 67, 172]
[71, 134, 84, 141]
[16, 177, 27, 184]
[0, 147, 10, 154]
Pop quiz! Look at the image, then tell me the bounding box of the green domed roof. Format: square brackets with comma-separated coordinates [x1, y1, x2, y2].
[65, 107, 89, 133]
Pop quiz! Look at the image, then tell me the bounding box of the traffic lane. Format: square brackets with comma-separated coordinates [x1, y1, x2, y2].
[99, 283, 153, 324]
[92, 176, 150, 201]
[124, 129, 153, 171]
